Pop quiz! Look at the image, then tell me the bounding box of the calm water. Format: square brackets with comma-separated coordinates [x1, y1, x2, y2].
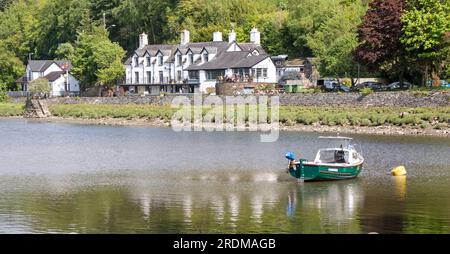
[0, 119, 449, 234]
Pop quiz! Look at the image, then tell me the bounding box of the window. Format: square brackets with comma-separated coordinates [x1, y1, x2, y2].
[146, 56, 151, 66]
[134, 57, 139, 67]
[263, 68, 268, 78]
[147, 71, 151, 84]
[203, 53, 209, 63]
[177, 55, 182, 67]
[134, 72, 139, 84]
[158, 55, 163, 66]
[189, 54, 194, 65]
[177, 70, 182, 81]
[256, 68, 262, 78]
[205, 70, 225, 80]
[188, 71, 199, 80]
[159, 71, 164, 83]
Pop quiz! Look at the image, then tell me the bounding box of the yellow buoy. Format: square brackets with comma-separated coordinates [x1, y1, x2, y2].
[391, 166, 407, 176]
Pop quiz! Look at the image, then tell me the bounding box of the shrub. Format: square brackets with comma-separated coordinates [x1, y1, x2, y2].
[360, 87, 373, 96]
[420, 122, 430, 129]
[28, 78, 51, 95]
[0, 83, 8, 103]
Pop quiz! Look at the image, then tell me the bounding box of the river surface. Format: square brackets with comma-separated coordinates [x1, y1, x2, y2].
[0, 119, 449, 234]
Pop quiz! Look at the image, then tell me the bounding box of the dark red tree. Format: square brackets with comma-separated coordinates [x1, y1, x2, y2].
[353, 0, 407, 82]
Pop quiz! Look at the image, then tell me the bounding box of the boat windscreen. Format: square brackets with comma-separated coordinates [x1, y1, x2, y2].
[318, 150, 349, 164]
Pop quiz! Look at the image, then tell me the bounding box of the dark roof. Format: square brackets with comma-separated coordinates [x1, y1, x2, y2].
[28, 60, 71, 72]
[186, 52, 270, 71]
[125, 40, 269, 70]
[43, 71, 65, 82]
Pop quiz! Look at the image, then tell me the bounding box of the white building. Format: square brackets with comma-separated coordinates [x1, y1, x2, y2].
[16, 60, 80, 96]
[123, 28, 277, 95]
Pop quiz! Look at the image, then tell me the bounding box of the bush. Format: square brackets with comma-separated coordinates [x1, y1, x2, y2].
[360, 87, 373, 96]
[0, 83, 8, 103]
[28, 78, 51, 95]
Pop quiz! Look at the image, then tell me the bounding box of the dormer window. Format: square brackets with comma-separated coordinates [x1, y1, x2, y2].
[203, 53, 209, 63]
[146, 56, 151, 66]
[158, 55, 163, 66]
[189, 54, 194, 65]
[134, 57, 139, 67]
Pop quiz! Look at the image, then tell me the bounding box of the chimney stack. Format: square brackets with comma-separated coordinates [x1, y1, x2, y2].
[228, 30, 236, 43]
[250, 28, 260, 45]
[213, 31, 223, 42]
[139, 33, 148, 49]
[181, 30, 190, 45]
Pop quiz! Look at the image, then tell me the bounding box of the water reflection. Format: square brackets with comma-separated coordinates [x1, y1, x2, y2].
[393, 176, 407, 201]
[0, 119, 449, 233]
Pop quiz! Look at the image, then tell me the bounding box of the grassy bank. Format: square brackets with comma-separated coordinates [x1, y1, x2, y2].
[48, 104, 450, 130]
[0, 103, 25, 116]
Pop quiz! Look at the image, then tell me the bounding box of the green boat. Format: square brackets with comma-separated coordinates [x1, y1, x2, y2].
[285, 136, 364, 182]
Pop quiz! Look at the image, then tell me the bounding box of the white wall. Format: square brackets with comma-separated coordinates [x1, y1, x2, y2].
[50, 75, 80, 96]
[200, 80, 217, 93]
[252, 57, 277, 83]
[43, 63, 63, 76]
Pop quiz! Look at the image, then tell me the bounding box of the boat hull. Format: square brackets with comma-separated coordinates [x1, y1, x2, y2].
[289, 159, 363, 181]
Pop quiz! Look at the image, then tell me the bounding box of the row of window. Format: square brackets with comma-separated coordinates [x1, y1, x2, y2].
[130, 67, 269, 84]
[134, 53, 209, 68]
[132, 70, 184, 84]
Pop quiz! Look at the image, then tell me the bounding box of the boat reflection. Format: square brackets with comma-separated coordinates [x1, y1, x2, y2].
[287, 180, 365, 226]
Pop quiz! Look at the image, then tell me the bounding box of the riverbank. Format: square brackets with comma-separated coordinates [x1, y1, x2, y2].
[1, 102, 449, 137]
[26, 116, 449, 137]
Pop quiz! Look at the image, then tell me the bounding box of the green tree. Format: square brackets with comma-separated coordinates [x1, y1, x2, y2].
[166, 0, 287, 55]
[401, 0, 450, 86]
[33, 0, 92, 59]
[0, 0, 38, 62]
[28, 77, 51, 94]
[0, 44, 24, 89]
[111, 0, 179, 52]
[306, 0, 368, 83]
[59, 26, 126, 90]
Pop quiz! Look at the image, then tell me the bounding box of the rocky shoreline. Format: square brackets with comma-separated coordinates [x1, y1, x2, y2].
[3, 116, 449, 137]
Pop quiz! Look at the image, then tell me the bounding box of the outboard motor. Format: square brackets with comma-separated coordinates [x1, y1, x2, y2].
[285, 152, 296, 161]
[285, 152, 297, 172]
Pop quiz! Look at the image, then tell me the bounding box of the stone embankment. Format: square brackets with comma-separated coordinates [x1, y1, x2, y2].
[24, 99, 52, 118]
[43, 91, 449, 107]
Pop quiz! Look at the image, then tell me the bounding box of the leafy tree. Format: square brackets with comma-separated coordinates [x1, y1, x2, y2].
[0, 0, 14, 11]
[306, 0, 368, 83]
[0, 44, 24, 89]
[286, 0, 338, 57]
[166, 0, 288, 55]
[59, 26, 125, 90]
[111, 0, 179, 52]
[353, 0, 408, 84]
[28, 77, 51, 94]
[0, 0, 38, 62]
[401, 0, 450, 86]
[33, 0, 92, 59]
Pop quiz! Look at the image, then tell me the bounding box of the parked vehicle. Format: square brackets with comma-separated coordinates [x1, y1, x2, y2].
[427, 80, 449, 88]
[388, 81, 413, 90]
[351, 81, 385, 92]
[323, 80, 350, 92]
[323, 80, 339, 92]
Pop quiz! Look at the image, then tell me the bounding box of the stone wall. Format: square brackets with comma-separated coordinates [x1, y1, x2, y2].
[43, 91, 449, 107]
